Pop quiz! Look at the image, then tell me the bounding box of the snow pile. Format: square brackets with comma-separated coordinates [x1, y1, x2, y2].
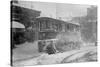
[55, 32, 83, 52]
[13, 41, 39, 61]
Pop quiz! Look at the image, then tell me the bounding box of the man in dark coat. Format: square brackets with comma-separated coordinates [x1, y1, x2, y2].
[44, 40, 56, 54]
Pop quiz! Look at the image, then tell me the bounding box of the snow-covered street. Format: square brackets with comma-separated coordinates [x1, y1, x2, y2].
[13, 45, 97, 66]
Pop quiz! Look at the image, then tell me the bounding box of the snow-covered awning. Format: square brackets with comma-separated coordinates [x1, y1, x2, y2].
[12, 21, 25, 28]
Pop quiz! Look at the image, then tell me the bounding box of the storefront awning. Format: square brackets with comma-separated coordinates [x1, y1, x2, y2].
[12, 21, 25, 28]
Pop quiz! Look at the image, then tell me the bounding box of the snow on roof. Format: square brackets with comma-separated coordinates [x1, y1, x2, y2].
[12, 21, 25, 28]
[68, 21, 80, 25]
